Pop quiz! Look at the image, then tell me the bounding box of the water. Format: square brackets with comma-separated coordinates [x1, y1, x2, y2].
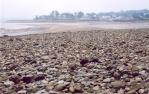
[0, 22, 149, 36]
[0, 22, 33, 29]
[0, 22, 40, 36]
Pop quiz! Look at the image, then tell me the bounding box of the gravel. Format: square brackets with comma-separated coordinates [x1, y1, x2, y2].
[0, 29, 149, 93]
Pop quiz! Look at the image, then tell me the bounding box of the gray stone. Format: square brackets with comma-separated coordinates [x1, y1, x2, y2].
[17, 90, 27, 94]
[103, 78, 111, 83]
[139, 89, 145, 94]
[55, 83, 69, 91]
[93, 85, 99, 91]
[111, 81, 125, 88]
[4, 80, 14, 86]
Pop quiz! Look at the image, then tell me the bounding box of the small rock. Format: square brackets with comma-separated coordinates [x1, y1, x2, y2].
[74, 83, 82, 92]
[41, 80, 48, 84]
[139, 70, 146, 76]
[30, 60, 37, 64]
[90, 58, 101, 63]
[41, 56, 49, 60]
[9, 75, 21, 84]
[69, 86, 75, 93]
[125, 87, 130, 91]
[35, 89, 47, 94]
[17, 90, 27, 94]
[48, 68, 58, 71]
[80, 58, 89, 66]
[4, 80, 14, 86]
[100, 83, 106, 87]
[62, 61, 68, 66]
[21, 75, 33, 84]
[51, 55, 57, 59]
[113, 72, 121, 79]
[81, 81, 91, 87]
[103, 78, 111, 83]
[34, 74, 45, 81]
[28, 86, 38, 93]
[55, 83, 69, 91]
[58, 80, 65, 84]
[139, 89, 145, 94]
[68, 63, 77, 71]
[93, 85, 99, 91]
[0, 76, 7, 81]
[111, 81, 125, 88]
[131, 66, 139, 71]
[135, 77, 142, 82]
[127, 89, 137, 94]
[118, 89, 124, 94]
[46, 83, 54, 91]
[118, 65, 125, 71]
[58, 74, 70, 81]
[82, 50, 87, 53]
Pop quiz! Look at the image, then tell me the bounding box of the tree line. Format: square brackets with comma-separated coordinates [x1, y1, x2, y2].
[34, 9, 149, 22]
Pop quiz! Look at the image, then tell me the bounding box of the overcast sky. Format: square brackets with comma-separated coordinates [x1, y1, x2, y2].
[0, 0, 149, 21]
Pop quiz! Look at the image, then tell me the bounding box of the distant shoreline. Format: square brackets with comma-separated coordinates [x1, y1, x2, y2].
[5, 20, 149, 23]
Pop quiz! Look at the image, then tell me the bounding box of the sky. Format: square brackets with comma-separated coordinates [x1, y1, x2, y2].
[0, 0, 149, 21]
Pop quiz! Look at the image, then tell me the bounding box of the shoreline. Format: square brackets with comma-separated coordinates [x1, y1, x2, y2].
[1, 22, 149, 36]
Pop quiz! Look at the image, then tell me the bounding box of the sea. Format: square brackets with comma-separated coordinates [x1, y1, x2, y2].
[0, 21, 149, 36]
[0, 22, 39, 36]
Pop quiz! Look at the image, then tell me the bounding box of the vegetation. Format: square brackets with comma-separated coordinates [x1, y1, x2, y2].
[34, 9, 149, 22]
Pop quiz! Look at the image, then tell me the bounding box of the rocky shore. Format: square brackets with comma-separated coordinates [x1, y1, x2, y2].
[0, 29, 149, 94]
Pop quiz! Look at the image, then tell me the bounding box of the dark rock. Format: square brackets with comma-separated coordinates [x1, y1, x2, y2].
[80, 59, 89, 66]
[24, 57, 32, 63]
[15, 85, 24, 92]
[21, 76, 34, 84]
[60, 43, 67, 48]
[113, 72, 121, 80]
[24, 57, 36, 64]
[74, 83, 82, 92]
[34, 74, 45, 81]
[144, 35, 149, 38]
[51, 56, 57, 59]
[7, 63, 19, 70]
[9, 75, 21, 84]
[106, 65, 114, 71]
[30, 60, 37, 64]
[90, 58, 102, 63]
[135, 50, 143, 54]
[37, 66, 47, 72]
[92, 46, 97, 50]
[0, 48, 5, 51]
[131, 72, 140, 77]
[68, 63, 77, 71]
[33, 43, 39, 46]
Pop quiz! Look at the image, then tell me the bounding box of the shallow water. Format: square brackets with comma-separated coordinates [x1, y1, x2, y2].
[0, 22, 149, 36]
[0, 23, 33, 29]
[0, 23, 41, 36]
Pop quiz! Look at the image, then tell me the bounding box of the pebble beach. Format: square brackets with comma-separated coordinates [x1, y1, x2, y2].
[0, 28, 149, 94]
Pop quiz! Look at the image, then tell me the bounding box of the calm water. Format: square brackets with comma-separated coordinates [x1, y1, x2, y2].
[0, 22, 33, 29]
[0, 22, 41, 36]
[0, 22, 149, 36]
